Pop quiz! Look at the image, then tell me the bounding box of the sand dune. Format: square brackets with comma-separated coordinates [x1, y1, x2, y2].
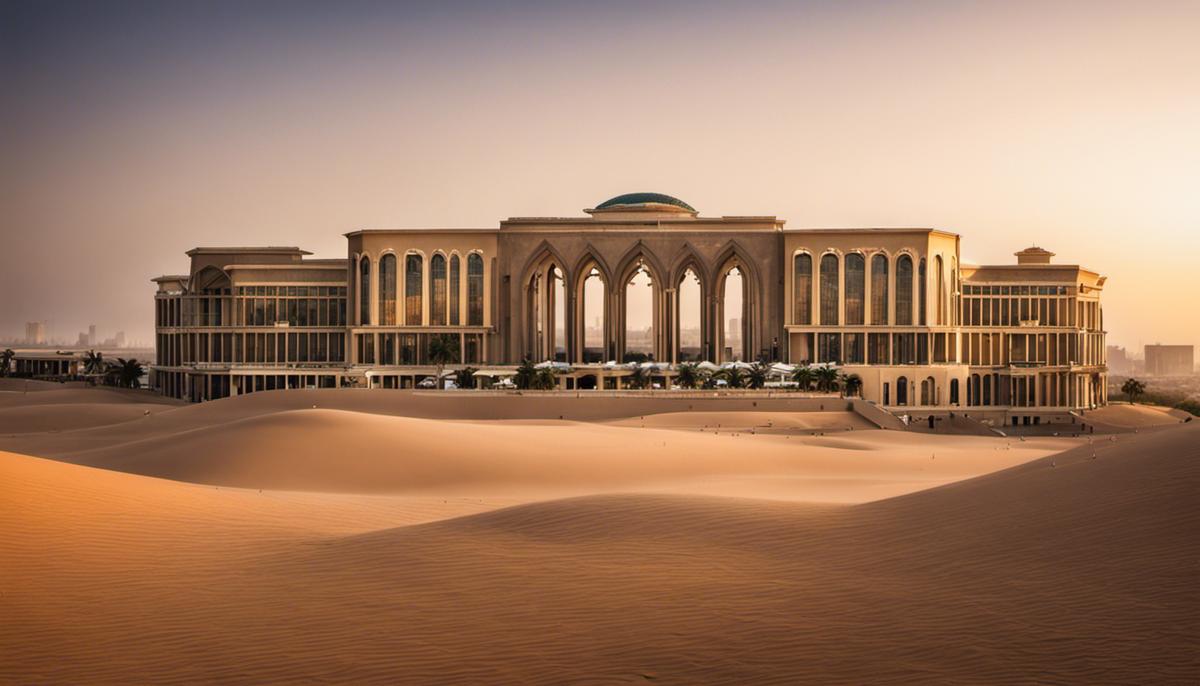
[0, 388, 864, 462]
[1083, 403, 1188, 429]
[605, 409, 874, 432]
[42, 407, 1065, 502]
[2, 421, 1197, 684]
[0, 403, 170, 434]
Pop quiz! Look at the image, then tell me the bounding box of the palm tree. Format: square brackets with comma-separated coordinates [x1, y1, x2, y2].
[626, 365, 650, 390]
[841, 373, 863, 398]
[426, 335, 460, 390]
[455, 366, 477, 390]
[719, 366, 746, 389]
[791, 366, 815, 391]
[1121, 377, 1146, 404]
[746, 363, 768, 390]
[116, 358, 144, 389]
[535, 366, 558, 390]
[675, 362, 701, 389]
[0, 349, 13, 377]
[814, 365, 840, 393]
[83, 350, 105, 375]
[514, 358, 538, 390]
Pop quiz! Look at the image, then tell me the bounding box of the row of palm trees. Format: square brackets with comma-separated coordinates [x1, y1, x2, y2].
[498, 357, 863, 396]
[674, 362, 863, 396]
[400, 334, 865, 396]
[84, 351, 146, 389]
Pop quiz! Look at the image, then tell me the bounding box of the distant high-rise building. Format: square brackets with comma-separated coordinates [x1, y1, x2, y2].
[77, 332, 90, 346]
[115, 331, 126, 348]
[25, 321, 45, 345]
[88, 324, 97, 346]
[1144, 345, 1194, 376]
[1106, 345, 1132, 375]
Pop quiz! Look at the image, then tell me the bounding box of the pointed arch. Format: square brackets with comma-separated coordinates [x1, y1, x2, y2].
[190, 266, 231, 294]
[520, 241, 570, 362]
[613, 242, 668, 362]
[669, 243, 710, 363]
[668, 242, 712, 289]
[711, 240, 760, 362]
[571, 246, 613, 363]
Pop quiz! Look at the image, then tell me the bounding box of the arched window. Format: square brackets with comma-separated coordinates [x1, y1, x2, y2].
[677, 268, 702, 362]
[430, 254, 447, 326]
[871, 254, 889, 325]
[896, 255, 914, 326]
[935, 255, 945, 325]
[792, 253, 812, 325]
[378, 254, 396, 326]
[625, 265, 654, 360]
[467, 253, 484, 326]
[844, 253, 865, 325]
[581, 266, 606, 362]
[918, 258, 927, 326]
[950, 378, 960, 405]
[983, 374, 992, 406]
[359, 256, 371, 325]
[819, 254, 839, 326]
[722, 266, 745, 361]
[896, 376, 908, 406]
[405, 254, 423, 325]
[449, 255, 461, 325]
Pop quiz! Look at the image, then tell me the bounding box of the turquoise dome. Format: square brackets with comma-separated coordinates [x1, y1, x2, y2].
[595, 193, 696, 212]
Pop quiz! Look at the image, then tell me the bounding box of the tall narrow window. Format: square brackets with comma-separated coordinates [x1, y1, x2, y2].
[896, 255, 914, 325]
[819, 253, 839, 326]
[844, 253, 865, 325]
[449, 255, 461, 325]
[871, 254, 889, 325]
[935, 255, 945, 325]
[467, 253, 484, 326]
[792, 253, 812, 325]
[359, 257, 371, 325]
[378, 254, 396, 326]
[405, 254, 423, 325]
[430, 254, 447, 326]
[918, 258, 927, 326]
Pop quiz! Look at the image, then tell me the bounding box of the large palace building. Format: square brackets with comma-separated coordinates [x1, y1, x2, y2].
[152, 192, 1108, 422]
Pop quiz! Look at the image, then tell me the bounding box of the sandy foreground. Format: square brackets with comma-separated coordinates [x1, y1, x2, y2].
[0, 382, 1196, 684]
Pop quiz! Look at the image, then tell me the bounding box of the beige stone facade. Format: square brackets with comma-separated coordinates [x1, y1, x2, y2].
[152, 193, 1107, 421]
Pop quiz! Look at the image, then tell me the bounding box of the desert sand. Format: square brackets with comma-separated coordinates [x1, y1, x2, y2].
[1, 385, 1196, 684]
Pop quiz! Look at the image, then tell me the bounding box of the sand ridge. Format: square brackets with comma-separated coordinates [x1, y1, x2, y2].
[2, 423, 1197, 684]
[1, 385, 1195, 683]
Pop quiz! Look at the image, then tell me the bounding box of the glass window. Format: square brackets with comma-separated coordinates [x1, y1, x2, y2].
[379, 254, 397, 326]
[871, 254, 889, 325]
[467, 253, 484, 326]
[819, 254, 839, 325]
[918, 258, 927, 326]
[792, 253, 812, 325]
[896, 255, 913, 325]
[405, 254, 423, 325]
[430, 254, 447, 326]
[844, 253, 865, 325]
[845, 332, 865, 364]
[818, 333, 841, 363]
[449, 255, 461, 325]
[359, 257, 371, 325]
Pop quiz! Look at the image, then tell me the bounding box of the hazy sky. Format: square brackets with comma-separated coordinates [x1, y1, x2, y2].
[3, 0, 1198, 352]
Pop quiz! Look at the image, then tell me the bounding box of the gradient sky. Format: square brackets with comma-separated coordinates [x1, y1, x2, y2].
[3, 0, 1198, 353]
